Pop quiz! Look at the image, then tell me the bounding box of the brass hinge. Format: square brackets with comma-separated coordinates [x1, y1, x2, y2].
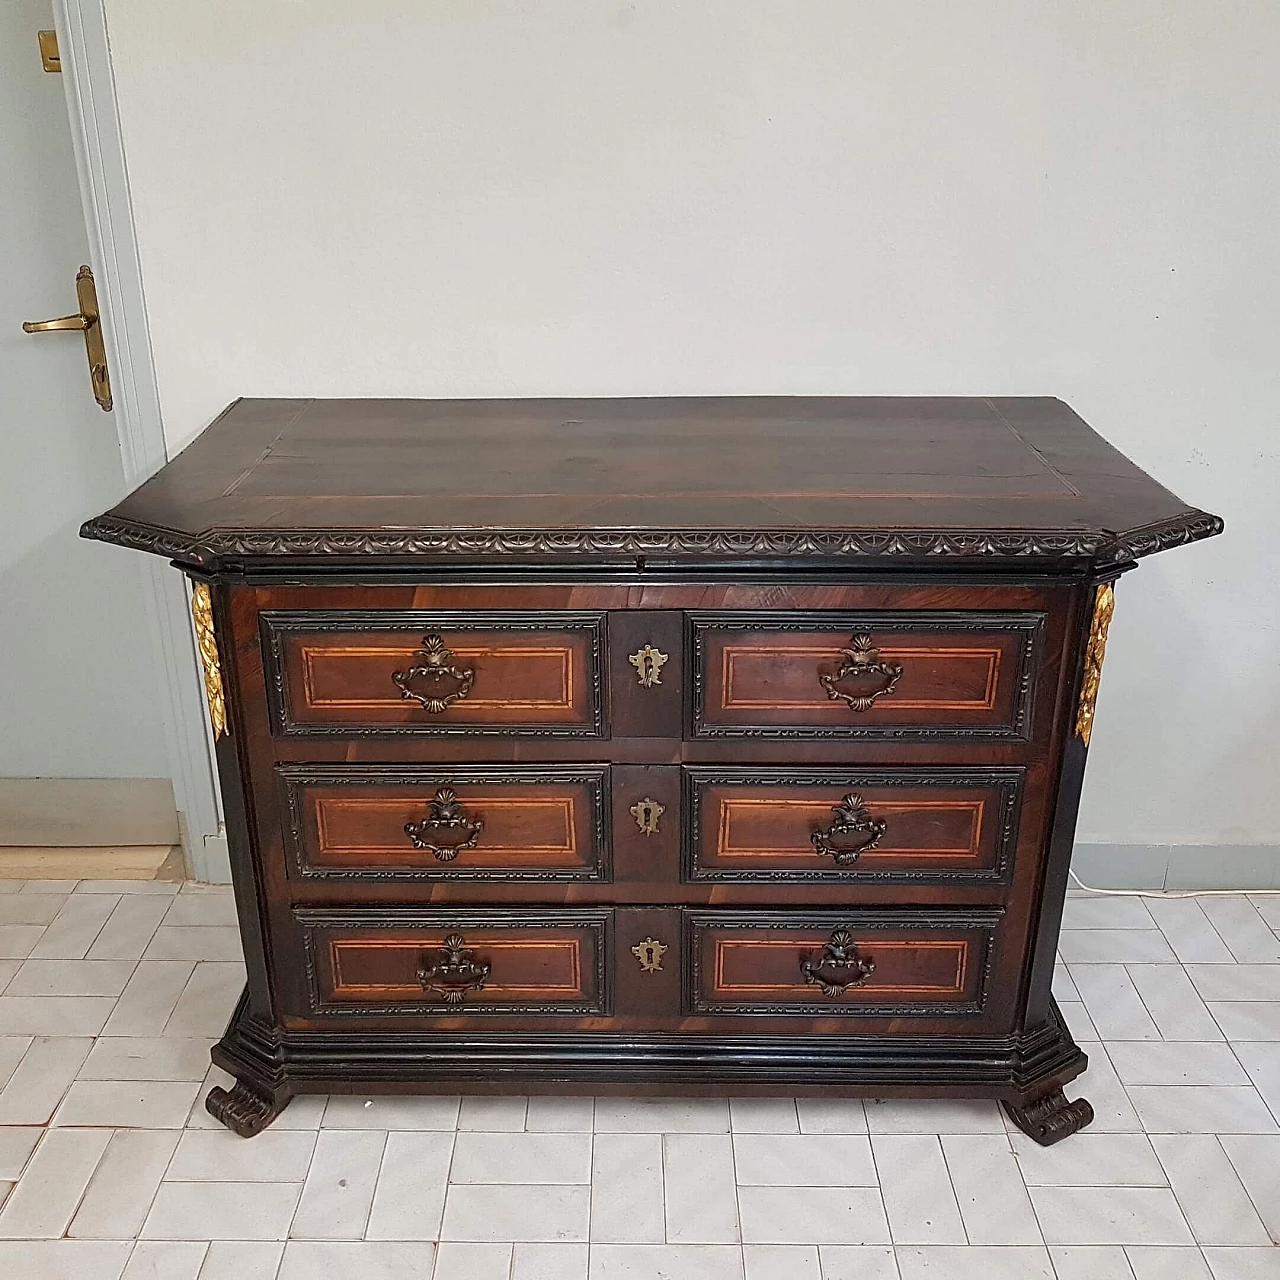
[191, 583, 227, 739]
[38, 30, 61, 73]
[1075, 582, 1115, 747]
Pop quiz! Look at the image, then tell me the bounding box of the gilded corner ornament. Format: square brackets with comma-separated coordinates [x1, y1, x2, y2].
[1075, 582, 1115, 747]
[190, 581, 227, 739]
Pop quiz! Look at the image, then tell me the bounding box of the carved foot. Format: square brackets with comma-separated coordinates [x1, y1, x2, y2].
[205, 1080, 291, 1138]
[1003, 1088, 1094, 1146]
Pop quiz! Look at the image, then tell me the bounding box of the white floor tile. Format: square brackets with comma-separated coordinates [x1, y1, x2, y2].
[816, 1245, 900, 1280]
[895, 1245, 1055, 1279]
[144, 927, 244, 963]
[322, 1094, 461, 1130]
[80, 1037, 213, 1082]
[1126, 1247, 1215, 1280]
[733, 1133, 876, 1186]
[163, 895, 239, 928]
[0, 927, 45, 960]
[664, 1133, 739, 1243]
[440, 1184, 590, 1243]
[142, 1181, 302, 1240]
[1151, 1134, 1270, 1245]
[197, 1241, 284, 1280]
[167, 1128, 316, 1181]
[872, 1135, 965, 1245]
[1233, 1044, 1280, 1121]
[451, 1132, 590, 1184]
[588, 1244, 744, 1280]
[594, 1097, 729, 1132]
[163, 962, 245, 1037]
[1198, 902, 1280, 964]
[0, 995, 115, 1036]
[1011, 1132, 1166, 1187]
[942, 1134, 1043, 1244]
[1127, 1086, 1279, 1134]
[75, 880, 180, 895]
[737, 1186, 890, 1245]
[865, 1099, 1004, 1134]
[277, 1240, 434, 1279]
[1063, 898, 1158, 930]
[1187, 966, 1280, 1003]
[743, 1244, 821, 1280]
[1210, 1004, 1280, 1042]
[1054, 967, 1081, 1001]
[0, 1035, 92, 1123]
[1071, 1043, 1144, 1131]
[0, 1240, 132, 1280]
[0, 894, 68, 925]
[589, 1133, 664, 1244]
[432, 1242, 511, 1279]
[730, 1097, 799, 1133]
[0, 1128, 112, 1238]
[1069, 965, 1160, 1040]
[105, 962, 196, 1036]
[0, 1128, 41, 1180]
[1146, 900, 1237, 964]
[456, 1095, 527, 1131]
[29, 895, 119, 959]
[1202, 1247, 1280, 1279]
[122, 1239, 207, 1280]
[512, 1242, 589, 1280]
[1219, 1135, 1280, 1243]
[69, 1130, 181, 1239]
[525, 1096, 593, 1132]
[0, 960, 21, 993]
[1048, 1245, 1138, 1280]
[1058, 1001, 1102, 1042]
[54, 1079, 202, 1128]
[0, 1034, 26, 1089]
[1059, 931, 1177, 964]
[1029, 1186, 1195, 1245]
[1127, 965, 1224, 1040]
[1107, 1042, 1248, 1086]
[290, 1129, 386, 1240]
[88, 898, 171, 962]
[364, 1132, 453, 1241]
[795, 1098, 868, 1133]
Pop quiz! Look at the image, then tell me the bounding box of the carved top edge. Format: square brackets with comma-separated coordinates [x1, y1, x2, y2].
[79, 509, 1224, 571]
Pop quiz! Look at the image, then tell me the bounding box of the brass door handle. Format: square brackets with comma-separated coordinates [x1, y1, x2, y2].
[22, 265, 113, 411]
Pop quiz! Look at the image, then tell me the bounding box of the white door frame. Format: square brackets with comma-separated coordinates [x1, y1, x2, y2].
[53, 0, 229, 881]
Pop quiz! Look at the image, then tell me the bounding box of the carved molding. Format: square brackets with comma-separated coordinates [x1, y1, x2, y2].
[81, 509, 1224, 569]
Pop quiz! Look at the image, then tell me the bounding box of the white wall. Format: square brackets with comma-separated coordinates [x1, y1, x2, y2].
[101, 1, 1279, 848]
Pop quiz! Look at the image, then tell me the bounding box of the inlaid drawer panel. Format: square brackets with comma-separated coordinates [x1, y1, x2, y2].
[689, 611, 1043, 740]
[261, 610, 606, 737]
[296, 907, 612, 1016]
[685, 909, 1001, 1017]
[683, 766, 1023, 886]
[279, 764, 610, 881]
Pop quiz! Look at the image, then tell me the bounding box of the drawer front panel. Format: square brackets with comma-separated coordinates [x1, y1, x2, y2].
[686, 910, 1000, 1017]
[280, 764, 610, 881]
[262, 611, 606, 736]
[297, 908, 612, 1016]
[690, 611, 1043, 740]
[684, 767, 1023, 886]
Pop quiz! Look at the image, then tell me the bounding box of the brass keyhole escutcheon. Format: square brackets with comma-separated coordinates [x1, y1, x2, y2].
[629, 644, 668, 688]
[632, 937, 667, 973]
[630, 797, 665, 836]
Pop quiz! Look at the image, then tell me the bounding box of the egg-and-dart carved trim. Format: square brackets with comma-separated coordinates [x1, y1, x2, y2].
[276, 762, 613, 882]
[682, 909, 1002, 1019]
[686, 610, 1043, 742]
[296, 906, 613, 1018]
[680, 766, 1024, 885]
[80, 510, 1224, 569]
[258, 609, 607, 739]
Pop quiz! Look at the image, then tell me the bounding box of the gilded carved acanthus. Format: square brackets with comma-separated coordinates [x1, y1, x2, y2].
[190, 581, 227, 739]
[1075, 583, 1115, 747]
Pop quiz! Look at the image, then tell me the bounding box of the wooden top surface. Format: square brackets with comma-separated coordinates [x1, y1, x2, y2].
[82, 396, 1221, 568]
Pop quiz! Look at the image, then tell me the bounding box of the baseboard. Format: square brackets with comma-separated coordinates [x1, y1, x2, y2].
[1071, 842, 1280, 891]
[0, 778, 178, 847]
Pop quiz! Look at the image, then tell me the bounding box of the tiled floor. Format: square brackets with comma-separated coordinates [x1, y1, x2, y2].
[1, 881, 1278, 1279]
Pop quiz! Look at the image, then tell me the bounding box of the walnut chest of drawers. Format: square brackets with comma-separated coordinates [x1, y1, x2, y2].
[83, 395, 1222, 1143]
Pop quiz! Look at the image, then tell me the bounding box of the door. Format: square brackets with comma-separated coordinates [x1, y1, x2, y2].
[0, 2, 175, 865]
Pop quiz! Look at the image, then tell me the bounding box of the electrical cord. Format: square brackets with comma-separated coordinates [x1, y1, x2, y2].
[1068, 869, 1280, 899]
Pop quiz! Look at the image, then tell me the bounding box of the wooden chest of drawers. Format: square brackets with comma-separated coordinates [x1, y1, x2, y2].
[83, 395, 1222, 1143]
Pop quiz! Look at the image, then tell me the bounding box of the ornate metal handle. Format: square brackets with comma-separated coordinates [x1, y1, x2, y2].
[819, 633, 903, 712]
[404, 788, 484, 861]
[392, 634, 474, 713]
[810, 794, 886, 866]
[800, 928, 876, 996]
[417, 934, 490, 1003]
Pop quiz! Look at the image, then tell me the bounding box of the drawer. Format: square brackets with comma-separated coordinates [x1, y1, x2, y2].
[684, 766, 1022, 886]
[689, 610, 1043, 740]
[261, 610, 606, 737]
[685, 909, 1001, 1017]
[296, 907, 611, 1016]
[279, 764, 610, 881]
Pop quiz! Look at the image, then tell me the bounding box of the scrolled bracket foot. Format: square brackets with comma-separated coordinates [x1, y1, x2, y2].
[205, 1080, 290, 1138]
[1002, 1087, 1094, 1146]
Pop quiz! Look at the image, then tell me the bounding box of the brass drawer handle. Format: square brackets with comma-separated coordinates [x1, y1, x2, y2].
[392, 634, 475, 712]
[819, 633, 903, 712]
[800, 928, 876, 996]
[404, 788, 484, 861]
[417, 934, 490, 1003]
[810, 794, 886, 866]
